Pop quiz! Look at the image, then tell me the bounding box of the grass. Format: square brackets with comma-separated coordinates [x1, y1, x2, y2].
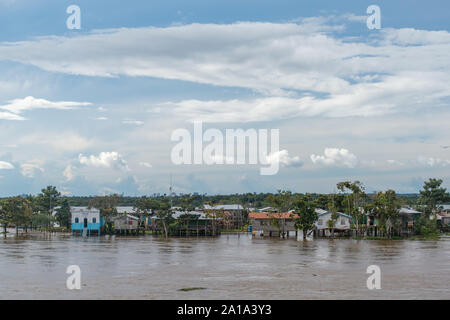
[353, 234, 442, 241]
[407, 234, 441, 241]
[352, 236, 403, 240]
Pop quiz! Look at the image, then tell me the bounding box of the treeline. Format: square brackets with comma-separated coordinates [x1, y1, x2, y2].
[0, 186, 70, 234]
[4, 192, 420, 209]
[1, 178, 448, 238]
[263, 179, 449, 238]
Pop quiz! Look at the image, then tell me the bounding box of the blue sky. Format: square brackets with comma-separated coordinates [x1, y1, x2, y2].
[0, 0, 449, 196]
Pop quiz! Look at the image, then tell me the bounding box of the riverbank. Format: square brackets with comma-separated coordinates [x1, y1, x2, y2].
[3, 228, 449, 241]
[352, 234, 444, 241]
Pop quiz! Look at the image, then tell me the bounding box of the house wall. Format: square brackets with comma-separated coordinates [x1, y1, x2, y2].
[114, 218, 139, 230]
[71, 207, 102, 231]
[315, 213, 351, 230]
[251, 218, 296, 234]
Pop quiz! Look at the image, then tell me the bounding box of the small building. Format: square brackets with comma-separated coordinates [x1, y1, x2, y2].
[151, 210, 220, 236]
[71, 207, 104, 236]
[116, 206, 151, 229]
[365, 207, 423, 236]
[398, 207, 422, 235]
[442, 215, 450, 226]
[249, 212, 296, 238]
[435, 212, 450, 231]
[257, 206, 278, 213]
[112, 214, 141, 235]
[314, 209, 351, 237]
[202, 204, 247, 228]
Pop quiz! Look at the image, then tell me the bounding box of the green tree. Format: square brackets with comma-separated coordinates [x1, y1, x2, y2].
[0, 196, 32, 235]
[314, 194, 331, 210]
[36, 186, 61, 230]
[135, 197, 174, 238]
[293, 197, 317, 240]
[371, 190, 401, 238]
[326, 195, 339, 238]
[418, 178, 450, 214]
[55, 198, 71, 229]
[154, 197, 174, 238]
[37, 186, 61, 212]
[88, 194, 121, 233]
[0, 199, 13, 236]
[415, 179, 449, 236]
[178, 194, 196, 212]
[337, 181, 367, 236]
[203, 201, 224, 236]
[266, 190, 295, 238]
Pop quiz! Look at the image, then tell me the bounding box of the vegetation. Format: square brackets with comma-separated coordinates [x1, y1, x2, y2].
[0, 178, 449, 240]
[88, 194, 121, 234]
[266, 190, 295, 237]
[293, 196, 317, 240]
[414, 178, 450, 237]
[336, 181, 367, 236]
[369, 190, 401, 238]
[326, 195, 340, 238]
[135, 197, 173, 238]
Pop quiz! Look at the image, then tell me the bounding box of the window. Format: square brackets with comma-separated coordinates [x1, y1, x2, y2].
[93, 218, 96, 223]
[75, 218, 79, 223]
[318, 219, 323, 225]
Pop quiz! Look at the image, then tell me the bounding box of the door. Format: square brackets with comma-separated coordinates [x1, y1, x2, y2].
[83, 218, 88, 228]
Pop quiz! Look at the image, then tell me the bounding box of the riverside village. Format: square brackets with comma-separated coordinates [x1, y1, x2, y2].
[1, 178, 449, 241]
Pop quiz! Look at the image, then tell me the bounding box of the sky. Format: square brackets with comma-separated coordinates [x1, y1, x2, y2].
[0, 0, 449, 196]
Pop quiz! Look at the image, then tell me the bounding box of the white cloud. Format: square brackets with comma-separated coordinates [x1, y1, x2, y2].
[0, 96, 91, 120]
[0, 161, 14, 170]
[78, 151, 129, 171]
[20, 163, 44, 178]
[19, 132, 93, 152]
[139, 162, 152, 168]
[0, 111, 25, 121]
[311, 148, 358, 168]
[387, 159, 404, 166]
[266, 149, 303, 168]
[63, 165, 75, 181]
[0, 24, 447, 125]
[417, 156, 450, 167]
[122, 119, 144, 125]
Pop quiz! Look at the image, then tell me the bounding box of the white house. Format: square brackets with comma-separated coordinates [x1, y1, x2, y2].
[71, 206, 103, 236]
[314, 209, 351, 236]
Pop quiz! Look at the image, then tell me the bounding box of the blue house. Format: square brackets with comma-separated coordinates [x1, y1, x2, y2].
[71, 207, 105, 236]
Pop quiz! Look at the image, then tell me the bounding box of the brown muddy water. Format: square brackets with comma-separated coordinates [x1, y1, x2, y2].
[0, 232, 449, 299]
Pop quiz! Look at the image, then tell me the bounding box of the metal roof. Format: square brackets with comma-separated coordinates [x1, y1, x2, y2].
[203, 204, 243, 210]
[315, 209, 352, 219]
[116, 206, 138, 213]
[399, 207, 422, 215]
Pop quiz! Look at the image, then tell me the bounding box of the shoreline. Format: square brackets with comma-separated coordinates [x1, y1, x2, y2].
[2, 230, 448, 241]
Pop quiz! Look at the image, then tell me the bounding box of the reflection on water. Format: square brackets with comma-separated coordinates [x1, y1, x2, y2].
[0, 233, 449, 299]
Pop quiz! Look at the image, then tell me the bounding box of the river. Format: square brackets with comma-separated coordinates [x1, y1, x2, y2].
[0, 232, 449, 299]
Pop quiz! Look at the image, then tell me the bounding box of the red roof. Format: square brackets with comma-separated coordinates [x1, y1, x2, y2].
[249, 212, 296, 219]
